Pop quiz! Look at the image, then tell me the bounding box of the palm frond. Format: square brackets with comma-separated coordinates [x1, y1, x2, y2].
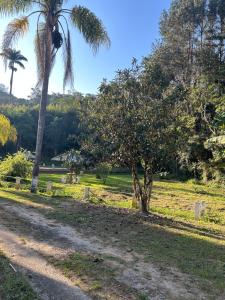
[0, 48, 27, 70]
[35, 22, 46, 84]
[15, 60, 25, 68]
[2, 17, 29, 51]
[63, 29, 74, 90]
[0, 48, 11, 70]
[35, 22, 53, 85]
[15, 53, 28, 61]
[0, 0, 33, 15]
[70, 6, 110, 53]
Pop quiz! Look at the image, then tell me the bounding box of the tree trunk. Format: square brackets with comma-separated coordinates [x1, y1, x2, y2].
[131, 163, 153, 213]
[9, 68, 14, 97]
[141, 195, 149, 214]
[31, 24, 52, 193]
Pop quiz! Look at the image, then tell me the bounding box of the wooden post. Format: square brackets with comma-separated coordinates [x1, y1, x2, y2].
[15, 177, 21, 190]
[83, 187, 90, 201]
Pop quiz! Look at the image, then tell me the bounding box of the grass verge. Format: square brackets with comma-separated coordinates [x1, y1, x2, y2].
[0, 251, 39, 300]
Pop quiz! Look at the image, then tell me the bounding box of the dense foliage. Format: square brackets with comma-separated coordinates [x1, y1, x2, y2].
[0, 91, 91, 160]
[0, 113, 17, 146]
[0, 151, 32, 178]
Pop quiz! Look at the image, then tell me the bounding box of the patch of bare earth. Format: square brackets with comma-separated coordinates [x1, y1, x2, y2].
[0, 199, 209, 300]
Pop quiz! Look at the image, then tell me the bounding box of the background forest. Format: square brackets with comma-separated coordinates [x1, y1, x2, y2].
[1, 0, 225, 184]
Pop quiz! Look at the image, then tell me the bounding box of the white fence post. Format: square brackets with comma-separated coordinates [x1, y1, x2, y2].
[195, 201, 207, 220]
[61, 176, 66, 184]
[46, 181, 52, 193]
[15, 177, 21, 190]
[83, 187, 90, 201]
[194, 202, 201, 220]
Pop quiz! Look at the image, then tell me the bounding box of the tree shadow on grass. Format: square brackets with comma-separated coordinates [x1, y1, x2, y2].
[3, 189, 224, 240]
[0, 241, 90, 300]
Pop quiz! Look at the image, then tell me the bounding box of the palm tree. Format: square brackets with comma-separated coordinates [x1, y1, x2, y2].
[0, 48, 28, 96]
[0, 0, 110, 192]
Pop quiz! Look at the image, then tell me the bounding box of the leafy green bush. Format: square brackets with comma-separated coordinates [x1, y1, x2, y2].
[95, 162, 112, 184]
[0, 151, 32, 179]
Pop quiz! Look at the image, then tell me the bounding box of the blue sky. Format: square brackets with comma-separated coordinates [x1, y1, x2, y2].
[0, 0, 171, 98]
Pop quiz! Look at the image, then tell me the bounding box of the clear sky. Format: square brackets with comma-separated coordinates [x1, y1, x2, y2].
[0, 0, 171, 98]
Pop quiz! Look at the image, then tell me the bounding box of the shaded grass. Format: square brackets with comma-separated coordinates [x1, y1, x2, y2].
[0, 251, 39, 300]
[51, 252, 136, 300]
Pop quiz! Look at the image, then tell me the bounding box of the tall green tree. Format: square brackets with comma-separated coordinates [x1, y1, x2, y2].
[89, 61, 174, 213]
[0, 0, 110, 192]
[159, 0, 225, 86]
[0, 48, 27, 96]
[142, 0, 225, 181]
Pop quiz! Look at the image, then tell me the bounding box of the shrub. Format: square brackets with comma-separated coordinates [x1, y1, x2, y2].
[95, 162, 112, 184]
[0, 151, 32, 179]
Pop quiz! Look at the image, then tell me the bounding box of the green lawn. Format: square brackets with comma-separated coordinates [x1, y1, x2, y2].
[38, 173, 225, 233]
[1, 173, 225, 298]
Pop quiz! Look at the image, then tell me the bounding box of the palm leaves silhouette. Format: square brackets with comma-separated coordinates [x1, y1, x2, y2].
[0, 48, 27, 96]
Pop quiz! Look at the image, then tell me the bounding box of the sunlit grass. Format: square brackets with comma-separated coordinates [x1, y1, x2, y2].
[39, 173, 225, 232]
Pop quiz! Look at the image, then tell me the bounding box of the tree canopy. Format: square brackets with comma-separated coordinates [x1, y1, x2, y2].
[0, 114, 17, 146]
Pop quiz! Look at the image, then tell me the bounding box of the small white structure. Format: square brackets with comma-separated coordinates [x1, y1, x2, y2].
[25, 151, 35, 161]
[83, 187, 90, 201]
[51, 152, 79, 163]
[15, 177, 21, 190]
[61, 176, 67, 184]
[46, 181, 52, 192]
[194, 201, 207, 220]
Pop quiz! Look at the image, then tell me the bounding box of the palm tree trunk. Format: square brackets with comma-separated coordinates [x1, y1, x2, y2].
[9, 68, 14, 97]
[31, 24, 52, 193]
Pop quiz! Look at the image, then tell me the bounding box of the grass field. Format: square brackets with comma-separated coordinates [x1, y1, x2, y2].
[39, 173, 225, 232]
[0, 173, 225, 298]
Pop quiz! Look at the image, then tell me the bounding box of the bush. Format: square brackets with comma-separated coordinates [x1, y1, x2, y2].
[0, 151, 32, 179]
[95, 163, 112, 184]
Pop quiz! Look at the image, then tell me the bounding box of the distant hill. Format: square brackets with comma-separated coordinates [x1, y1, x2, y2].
[0, 90, 28, 105]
